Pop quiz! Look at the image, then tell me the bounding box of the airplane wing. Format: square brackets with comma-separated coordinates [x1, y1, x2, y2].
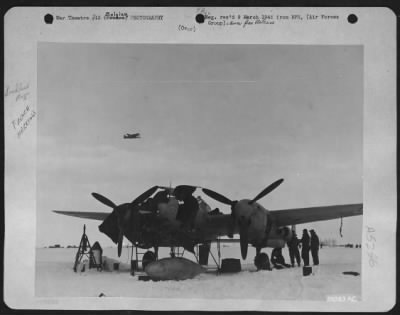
[53, 210, 110, 221]
[270, 203, 363, 227]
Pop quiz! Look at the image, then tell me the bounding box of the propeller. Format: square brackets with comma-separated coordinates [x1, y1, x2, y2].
[202, 178, 284, 259]
[202, 189, 235, 206]
[132, 186, 159, 205]
[117, 230, 123, 257]
[93, 186, 159, 257]
[249, 178, 284, 205]
[92, 192, 116, 208]
[239, 223, 249, 260]
[202, 178, 284, 209]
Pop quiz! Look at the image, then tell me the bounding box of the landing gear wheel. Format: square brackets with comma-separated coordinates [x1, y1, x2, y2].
[254, 252, 271, 270]
[142, 251, 156, 270]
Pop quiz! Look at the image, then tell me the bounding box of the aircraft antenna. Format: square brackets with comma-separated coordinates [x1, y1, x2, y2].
[339, 216, 343, 237]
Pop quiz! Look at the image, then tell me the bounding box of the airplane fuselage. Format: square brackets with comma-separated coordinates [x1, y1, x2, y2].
[123, 133, 141, 139]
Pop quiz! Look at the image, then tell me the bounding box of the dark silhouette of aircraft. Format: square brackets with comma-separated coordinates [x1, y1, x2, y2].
[54, 179, 363, 268]
[124, 133, 141, 139]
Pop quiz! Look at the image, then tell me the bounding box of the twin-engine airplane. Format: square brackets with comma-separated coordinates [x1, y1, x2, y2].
[123, 133, 141, 139]
[54, 179, 363, 268]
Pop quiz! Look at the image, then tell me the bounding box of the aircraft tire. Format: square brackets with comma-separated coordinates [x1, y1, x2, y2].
[142, 251, 156, 270]
[254, 253, 271, 270]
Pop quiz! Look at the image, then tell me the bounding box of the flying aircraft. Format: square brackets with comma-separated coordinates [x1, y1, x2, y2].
[53, 179, 363, 269]
[123, 133, 141, 139]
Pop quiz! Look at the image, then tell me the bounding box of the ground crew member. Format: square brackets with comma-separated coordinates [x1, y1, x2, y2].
[271, 248, 291, 269]
[287, 231, 301, 267]
[310, 229, 320, 265]
[175, 186, 199, 231]
[300, 229, 311, 266]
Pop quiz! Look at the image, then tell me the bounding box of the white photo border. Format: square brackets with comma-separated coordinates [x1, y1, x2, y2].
[4, 7, 396, 311]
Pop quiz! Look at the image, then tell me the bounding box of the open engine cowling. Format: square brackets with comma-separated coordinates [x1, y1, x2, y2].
[276, 226, 293, 242]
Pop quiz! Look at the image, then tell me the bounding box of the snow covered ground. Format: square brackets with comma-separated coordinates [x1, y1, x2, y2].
[35, 245, 361, 300]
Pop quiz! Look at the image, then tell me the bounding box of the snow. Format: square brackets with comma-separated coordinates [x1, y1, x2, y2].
[36, 245, 361, 300]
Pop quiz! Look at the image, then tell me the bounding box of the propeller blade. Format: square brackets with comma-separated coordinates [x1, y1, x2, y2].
[132, 186, 159, 205]
[249, 178, 284, 204]
[98, 211, 119, 243]
[117, 231, 123, 257]
[92, 193, 117, 208]
[239, 224, 249, 260]
[202, 188, 234, 206]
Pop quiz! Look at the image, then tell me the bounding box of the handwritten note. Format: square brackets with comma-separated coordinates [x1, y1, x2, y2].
[4, 82, 30, 102]
[5, 81, 36, 138]
[365, 226, 377, 267]
[11, 104, 36, 138]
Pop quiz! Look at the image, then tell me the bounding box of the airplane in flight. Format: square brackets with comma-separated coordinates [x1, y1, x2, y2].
[123, 133, 141, 139]
[53, 179, 363, 269]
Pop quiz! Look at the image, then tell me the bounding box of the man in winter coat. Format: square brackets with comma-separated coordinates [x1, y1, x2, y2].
[175, 186, 199, 231]
[310, 229, 320, 265]
[300, 229, 311, 266]
[287, 231, 301, 267]
[271, 247, 291, 269]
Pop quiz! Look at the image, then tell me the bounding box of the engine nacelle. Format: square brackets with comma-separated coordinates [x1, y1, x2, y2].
[265, 239, 286, 248]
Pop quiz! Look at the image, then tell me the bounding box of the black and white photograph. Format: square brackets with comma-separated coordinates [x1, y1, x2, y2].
[36, 43, 363, 299]
[4, 7, 396, 311]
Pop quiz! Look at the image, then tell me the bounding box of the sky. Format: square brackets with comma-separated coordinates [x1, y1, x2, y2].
[37, 43, 363, 248]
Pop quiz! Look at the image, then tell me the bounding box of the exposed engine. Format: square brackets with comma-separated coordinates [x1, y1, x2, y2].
[276, 226, 293, 242]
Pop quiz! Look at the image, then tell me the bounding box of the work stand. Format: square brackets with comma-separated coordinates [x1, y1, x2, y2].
[195, 238, 222, 272]
[73, 225, 95, 272]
